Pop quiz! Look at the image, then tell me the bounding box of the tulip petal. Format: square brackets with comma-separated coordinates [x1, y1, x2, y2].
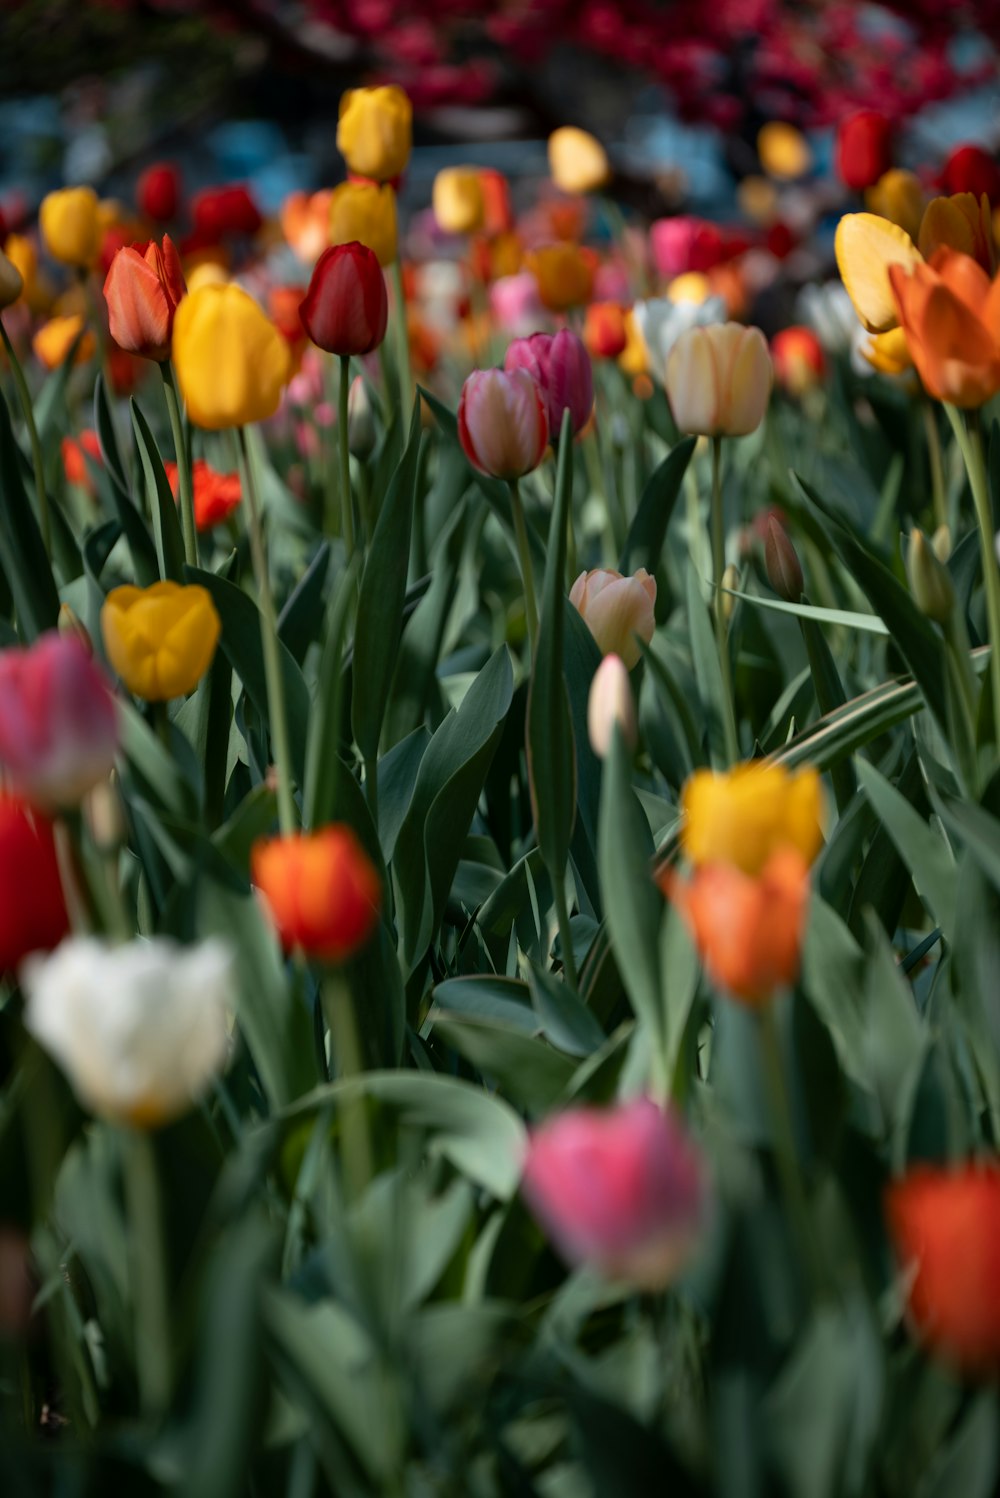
[835, 212, 923, 333]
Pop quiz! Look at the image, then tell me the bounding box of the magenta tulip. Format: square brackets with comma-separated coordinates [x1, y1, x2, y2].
[504, 329, 594, 438]
[457, 367, 548, 480]
[521, 1098, 706, 1288]
[0, 633, 118, 809]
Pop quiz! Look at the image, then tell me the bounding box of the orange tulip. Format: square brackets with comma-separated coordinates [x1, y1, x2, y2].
[584, 301, 628, 360]
[661, 847, 810, 1004]
[251, 826, 381, 964]
[527, 243, 594, 312]
[103, 235, 186, 361]
[280, 190, 333, 263]
[889, 248, 1000, 408]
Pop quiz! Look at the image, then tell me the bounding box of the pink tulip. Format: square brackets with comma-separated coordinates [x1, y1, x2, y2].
[569, 567, 657, 669]
[521, 1097, 706, 1288]
[489, 272, 543, 337]
[457, 367, 548, 480]
[0, 633, 118, 809]
[504, 329, 594, 440]
[650, 216, 727, 279]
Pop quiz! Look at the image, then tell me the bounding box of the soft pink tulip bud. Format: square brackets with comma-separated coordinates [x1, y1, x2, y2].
[569, 568, 656, 669]
[347, 375, 376, 459]
[457, 367, 549, 480]
[504, 328, 594, 439]
[587, 653, 637, 758]
[665, 322, 773, 437]
[0, 633, 118, 809]
[763, 515, 804, 602]
[521, 1097, 706, 1288]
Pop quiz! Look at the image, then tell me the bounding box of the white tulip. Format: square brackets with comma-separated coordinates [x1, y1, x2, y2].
[633, 294, 727, 384]
[22, 937, 233, 1127]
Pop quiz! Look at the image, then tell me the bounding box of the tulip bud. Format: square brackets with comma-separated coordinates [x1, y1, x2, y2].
[85, 775, 126, 853]
[0, 796, 70, 973]
[771, 326, 826, 398]
[328, 181, 398, 268]
[39, 186, 101, 267]
[347, 376, 376, 459]
[252, 826, 381, 963]
[299, 242, 388, 357]
[504, 329, 594, 439]
[587, 654, 637, 758]
[666, 323, 773, 438]
[720, 564, 740, 624]
[570, 568, 657, 669]
[457, 368, 548, 480]
[172, 284, 291, 429]
[835, 110, 892, 192]
[58, 603, 93, 654]
[0, 248, 23, 310]
[137, 162, 180, 223]
[103, 235, 186, 362]
[764, 516, 804, 601]
[432, 168, 485, 236]
[337, 85, 412, 184]
[932, 524, 951, 563]
[907, 528, 954, 625]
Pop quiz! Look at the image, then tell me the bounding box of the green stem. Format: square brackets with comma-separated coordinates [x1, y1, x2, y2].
[390, 258, 412, 419]
[509, 478, 539, 660]
[1, 317, 51, 555]
[323, 971, 373, 1200]
[757, 1004, 825, 1301]
[160, 362, 198, 569]
[710, 436, 740, 763]
[238, 427, 297, 835]
[922, 398, 947, 535]
[337, 354, 355, 559]
[124, 1128, 171, 1414]
[946, 405, 1000, 753]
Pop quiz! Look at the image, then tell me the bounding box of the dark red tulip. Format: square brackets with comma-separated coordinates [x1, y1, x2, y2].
[0, 796, 70, 974]
[299, 242, 388, 356]
[191, 185, 262, 242]
[137, 163, 180, 224]
[942, 144, 1000, 203]
[835, 110, 892, 191]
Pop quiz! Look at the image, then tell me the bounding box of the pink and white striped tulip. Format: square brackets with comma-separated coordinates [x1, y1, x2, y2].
[457, 368, 549, 480]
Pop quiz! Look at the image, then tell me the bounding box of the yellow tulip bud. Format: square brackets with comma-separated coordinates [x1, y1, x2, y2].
[328, 181, 397, 268]
[0, 248, 23, 309]
[432, 167, 485, 236]
[548, 127, 611, 195]
[337, 85, 412, 183]
[172, 284, 291, 430]
[665, 323, 772, 438]
[681, 762, 824, 875]
[32, 314, 95, 370]
[865, 169, 924, 242]
[39, 186, 101, 267]
[101, 581, 222, 701]
[757, 122, 812, 181]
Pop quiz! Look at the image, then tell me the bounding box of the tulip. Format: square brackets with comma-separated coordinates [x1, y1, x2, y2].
[3, 235, 40, 312]
[757, 121, 812, 181]
[587, 653, 637, 758]
[504, 329, 594, 440]
[328, 181, 397, 268]
[885, 1163, 1000, 1372]
[0, 634, 118, 809]
[665, 323, 772, 438]
[907, 528, 955, 625]
[347, 376, 376, 459]
[22, 936, 232, 1127]
[650, 217, 728, 280]
[251, 826, 381, 963]
[172, 284, 291, 429]
[521, 1098, 706, 1287]
[479, 168, 514, 236]
[457, 368, 548, 481]
[888, 249, 1000, 408]
[190, 184, 262, 241]
[164, 459, 241, 532]
[859, 326, 913, 377]
[547, 127, 611, 195]
[101, 581, 221, 701]
[663, 847, 810, 1004]
[771, 326, 826, 398]
[337, 85, 412, 183]
[61, 429, 103, 492]
[865, 169, 924, 241]
[763, 516, 804, 603]
[32, 315, 95, 371]
[632, 295, 727, 384]
[489, 273, 544, 337]
[281, 189, 334, 264]
[569, 568, 656, 669]
[834, 212, 923, 333]
[136, 162, 180, 223]
[299, 242, 388, 357]
[835, 110, 892, 191]
[680, 762, 823, 875]
[39, 186, 100, 267]
[432, 168, 485, 236]
[268, 285, 308, 350]
[918, 194, 995, 274]
[0, 797, 69, 974]
[102, 235, 186, 361]
[0, 248, 23, 309]
[526, 243, 594, 313]
[584, 301, 628, 360]
[942, 145, 1000, 204]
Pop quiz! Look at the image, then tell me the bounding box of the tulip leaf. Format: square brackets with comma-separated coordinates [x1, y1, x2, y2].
[303, 557, 359, 832]
[276, 540, 331, 666]
[0, 393, 60, 640]
[352, 397, 422, 765]
[428, 1010, 577, 1113]
[685, 564, 732, 768]
[92, 371, 132, 502]
[856, 759, 958, 937]
[131, 398, 186, 584]
[723, 590, 889, 635]
[619, 435, 695, 575]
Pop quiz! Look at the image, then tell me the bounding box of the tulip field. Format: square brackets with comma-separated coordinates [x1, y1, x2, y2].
[2, 6, 1000, 1492]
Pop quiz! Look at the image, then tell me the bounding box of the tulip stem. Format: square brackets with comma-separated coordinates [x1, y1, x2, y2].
[922, 399, 947, 535]
[161, 362, 198, 569]
[337, 355, 355, 560]
[124, 1128, 172, 1414]
[509, 479, 539, 660]
[1, 317, 51, 557]
[323, 971, 373, 1201]
[710, 437, 739, 763]
[757, 1003, 825, 1302]
[238, 426, 297, 836]
[946, 405, 1000, 754]
[390, 258, 413, 420]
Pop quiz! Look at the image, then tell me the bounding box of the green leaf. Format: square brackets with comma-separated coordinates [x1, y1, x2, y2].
[0, 391, 60, 639]
[725, 589, 889, 634]
[303, 559, 358, 831]
[431, 975, 538, 1033]
[686, 564, 731, 768]
[429, 1010, 577, 1112]
[527, 960, 606, 1057]
[857, 759, 957, 936]
[619, 436, 695, 574]
[132, 397, 186, 583]
[277, 541, 331, 665]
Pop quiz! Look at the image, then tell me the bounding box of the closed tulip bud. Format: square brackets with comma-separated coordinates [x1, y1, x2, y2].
[432, 168, 485, 236]
[720, 564, 740, 624]
[666, 323, 772, 438]
[835, 110, 892, 192]
[337, 85, 412, 184]
[347, 375, 376, 459]
[299, 241, 388, 356]
[764, 515, 804, 601]
[191, 185, 262, 242]
[932, 524, 951, 563]
[101, 581, 221, 701]
[0, 248, 23, 309]
[32, 314, 95, 371]
[526, 243, 595, 313]
[39, 185, 101, 267]
[328, 181, 397, 268]
[504, 329, 594, 439]
[680, 762, 823, 875]
[0, 634, 118, 809]
[521, 1098, 706, 1288]
[570, 568, 656, 670]
[457, 368, 548, 480]
[22, 937, 233, 1127]
[85, 775, 126, 852]
[547, 126, 611, 195]
[584, 301, 628, 360]
[172, 284, 290, 429]
[103, 235, 186, 361]
[907, 528, 954, 624]
[865, 169, 924, 241]
[918, 193, 994, 274]
[58, 603, 93, 653]
[251, 825, 381, 963]
[771, 326, 826, 398]
[587, 653, 637, 758]
[0, 797, 70, 973]
[136, 162, 180, 223]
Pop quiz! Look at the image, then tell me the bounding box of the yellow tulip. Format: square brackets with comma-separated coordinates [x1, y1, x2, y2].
[101, 582, 221, 701]
[834, 212, 923, 334]
[548, 127, 611, 195]
[667, 272, 713, 305]
[0, 248, 23, 309]
[526, 243, 594, 312]
[172, 284, 290, 430]
[680, 763, 824, 875]
[861, 326, 913, 377]
[32, 314, 95, 370]
[432, 167, 485, 235]
[865, 169, 924, 242]
[618, 309, 650, 377]
[337, 85, 412, 183]
[39, 186, 101, 267]
[918, 192, 994, 271]
[328, 181, 397, 268]
[757, 122, 812, 181]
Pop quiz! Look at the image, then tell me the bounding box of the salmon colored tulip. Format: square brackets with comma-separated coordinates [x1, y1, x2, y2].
[0, 796, 70, 974]
[526, 243, 595, 313]
[681, 763, 823, 875]
[432, 167, 485, 236]
[103, 235, 186, 361]
[328, 181, 397, 268]
[457, 368, 548, 480]
[101, 581, 221, 701]
[252, 826, 381, 963]
[918, 193, 995, 274]
[172, 284, 291, 429]
[478, 168, 513, 237]
[570, 568, 656, 669]
[665, 323, 772, 437]
[834, 212, 923, 334]
[32, 315, 95, 370]
[547, 127, 611, 195]
[889, 248, 1000, 408]
[336, 85, 412, 184]
[39, 186, 100, 267]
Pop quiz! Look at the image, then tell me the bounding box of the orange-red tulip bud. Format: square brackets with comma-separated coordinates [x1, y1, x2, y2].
[251, 826, 381, 964]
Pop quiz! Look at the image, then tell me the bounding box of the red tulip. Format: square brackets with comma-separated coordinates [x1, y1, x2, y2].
[942, 145, 1000, 203]
[299, 242, 388, 357]
[504, 329, 593, 439]
[771, 326, 826, 397]
[836, 110, 892, 191]
[584, 301, 628, 360]
[457, 368, 548, 480]
[137, 163, 180, 224]
[0, 796, 70, 973]
[164, 459, 242, 533]
[190, 185, 262, 242]
[62, 429, 103, 492]
[103, 235, 186, 361]
[251, 826, 381, 963]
